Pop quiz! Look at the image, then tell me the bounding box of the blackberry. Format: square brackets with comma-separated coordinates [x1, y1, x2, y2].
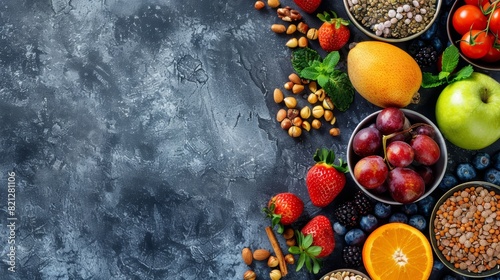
[334, 201, 359, 227]
[353, 190, 374, 215]
[342, 245, 362, 268]
[414, 45, 438, 68]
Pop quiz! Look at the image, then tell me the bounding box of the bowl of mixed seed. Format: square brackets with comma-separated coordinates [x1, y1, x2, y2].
[344, 0, 442, 42]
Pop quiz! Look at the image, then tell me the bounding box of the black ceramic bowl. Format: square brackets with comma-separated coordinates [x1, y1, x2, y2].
[347, 109, 447, 205]
[429, 181, 500, 278]
[447, 0, 500, 71]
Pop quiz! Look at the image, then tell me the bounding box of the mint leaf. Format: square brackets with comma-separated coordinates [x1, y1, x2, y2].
[421, 72, 445, 88]
[323, 71, 354, 111]
[317, 74, 329, 88]
[450, 65, 474, 83]
[438, 71, 450, 80]
[291, 48, 321, 74]
[322, 51, 340, 70]
[301, 66, 320, 80]
[441, 45, 460, 73]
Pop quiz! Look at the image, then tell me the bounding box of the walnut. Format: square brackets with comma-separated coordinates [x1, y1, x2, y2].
[277, 6, 302, 22]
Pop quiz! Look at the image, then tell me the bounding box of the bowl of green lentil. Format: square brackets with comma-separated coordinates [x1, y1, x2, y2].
[430, 181, 500, 278]
[343, 0, 442, 42]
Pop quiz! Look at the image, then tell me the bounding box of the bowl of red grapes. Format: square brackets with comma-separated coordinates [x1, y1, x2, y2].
[347, 108, 448, 205]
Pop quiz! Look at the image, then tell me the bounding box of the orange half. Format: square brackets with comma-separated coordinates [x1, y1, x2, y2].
[362, 222, 433, 280]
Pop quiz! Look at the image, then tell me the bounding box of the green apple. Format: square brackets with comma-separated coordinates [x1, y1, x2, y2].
[435, 72, 500, 150]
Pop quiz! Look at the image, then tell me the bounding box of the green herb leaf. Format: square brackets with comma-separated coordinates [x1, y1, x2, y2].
[301, 67, 320, 80]
[288, 246, 301, 255]
[441, 45, 460, 73]
[313, 258, 321, 274]
[421, 72, 445, 88]
[296, 253, 305, 271]
[323, 51, 340, 70]
[306, 245, 322, 256]
[323, 71, 354, 112]
[303, 234, 313, 248]
[450, 64, 474, 82]
[291, 48, 321, 74]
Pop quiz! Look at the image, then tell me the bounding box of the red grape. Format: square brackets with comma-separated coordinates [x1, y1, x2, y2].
[386, 141, 414, 167]
[413, 124, 436, 139]
[410, 135, 441, 166]
[387, 167, 425, 203]
[353, 126, 382, 157]
[353, 155, 388, 189]
[376, 107, 405, 135]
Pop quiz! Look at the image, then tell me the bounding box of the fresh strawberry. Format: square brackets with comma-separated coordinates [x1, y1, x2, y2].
[306, 148, 348, 207]
[289, 215, 335, 273]
[317, 11, 350, 52]
[263, 193, 304, 234]
[293, 0, 321, 14]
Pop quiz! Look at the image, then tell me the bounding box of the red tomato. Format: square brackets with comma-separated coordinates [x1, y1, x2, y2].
[464, 0, 488, 6]
[482, 36, 500, 62]
[483, 2, 500, 36]
[452, 5, 488, 35]
[460, 30, 494, 59]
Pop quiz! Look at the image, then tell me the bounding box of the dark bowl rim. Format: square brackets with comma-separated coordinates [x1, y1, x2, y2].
[347, 109, 448, 205]
[320, 268, 371, 279]
[429, 181, 500, 278]
[343, 0, 443, 43]
[446, 0, 500, 71]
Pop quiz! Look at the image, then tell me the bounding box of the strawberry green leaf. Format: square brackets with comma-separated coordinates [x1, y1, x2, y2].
[313, 148, 349, 173]
[306, 245, 322, 256]
[290, 231, 324, 273]
[296, 253, 306, 271]
[312, 258, 321, 274]
[303, 234, 313, 248]
[263, 203, 285, 234]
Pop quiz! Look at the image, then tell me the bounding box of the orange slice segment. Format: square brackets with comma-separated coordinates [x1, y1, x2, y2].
[362, 222, 433, 280]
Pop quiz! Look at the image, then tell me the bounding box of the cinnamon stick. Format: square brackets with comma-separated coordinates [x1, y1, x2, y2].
[265, 226, 288, 276]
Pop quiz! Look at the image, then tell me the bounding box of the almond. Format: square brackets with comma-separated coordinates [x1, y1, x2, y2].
[253, 249, 271, 261]
[242, 247, 253, 265]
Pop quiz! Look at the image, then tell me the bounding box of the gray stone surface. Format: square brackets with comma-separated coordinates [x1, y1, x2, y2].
[0, 0, 499, 279]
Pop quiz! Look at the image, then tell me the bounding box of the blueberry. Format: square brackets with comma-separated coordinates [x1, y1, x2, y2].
[344, 228, 366, 245]
[421, 22, 438, 41]
[432, 259, 444, 272]
[472, 152, 491, 170]
[333, 221, 347, 235]
[408, 214, 427, 231]
[493, 152, 500, 170]
[374, 202, 392, 219]
[484, 168, 500, 185]
[438, 173, 458, 191]
[456, 163, 477, 181]
[431, 37, 444, 54]
[417, 195, 436, 217]
[388, 212, 408, 224]
[401, 203, 418, 215]
[359, 214, 378, 232]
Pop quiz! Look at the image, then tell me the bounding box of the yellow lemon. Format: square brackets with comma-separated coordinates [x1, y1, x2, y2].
[347, 41, 422, 108]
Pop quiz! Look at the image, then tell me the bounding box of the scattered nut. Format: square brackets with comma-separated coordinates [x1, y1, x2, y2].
[286, 24, 297, 34]
[306, 28, 319, 40]
[307, 93, 318, 104]
[284, 96, 297, 108]
[329, 127, 340, 136]
[300, 106, 311, 119]
[273, 88, 284, 103]
[267, 0, 280, 8]
[267, 255, 279, 268]
[254, 1, 265, 10]
[270, 269, 282, 280]
[283, 228, 294, 239]
[298, 36, 308, 48]
[302, 120, 311, 131]
[286, 238, 296, 246]
[253, 249, 271, 261]
[315, 88, 326, 101]
[292, 84, 304, 94]
[286, 38, 298, 48]
[271, 24, 286, 33]
[312, 119, 322, 129]
[284, 81, 294, 90]
[285, 254, 295, 264]
[288, 126, 302, 137]
[277, 6, 302, 22]
[330, 116, 337, 125]
[281, 118, 292, 130]
[287, 108, 299, 119]
[244, 269, 257, 280]
[312, 105, 324, 118]
[324, 109, 334, 122]
[292, 116, 302, 127]
[308, 81, 317, 93]
[276, 108, 287, 122]
[297, 22, 309, 34]
[242, 247, 253, 265]
[288, 73, 301, 84]
[323, 98, 334, 110]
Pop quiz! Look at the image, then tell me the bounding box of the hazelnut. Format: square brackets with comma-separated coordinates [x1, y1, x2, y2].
[288, 126, 302, 137]
[308, 81, 317, 93]
[267, 255, 279, 267]
[286, 238, 296, 246]
[244, 270, 257, 280]
[285, 254, 295, 264]
[283, 228, 294, 239]
[284, 81, 294, 91]
[298, 36, 308, 48]
[287, 108, 299, 119]
[301, 120, 311, 131]
[284, 96, 297, 108]
[315, 88, 325, 101]
[254, 1, 265, 10]
[276, 108, 287, 122]
[267, 0, 280, 8]
[273, 88, 284, 103]
[297, 22, 309, 34]
[270, 269, 282, 280]
[307, 93, 318, 104]
[281, 118, 292, 130]
[324, 109, 333, 122]
[330, 127, 340, 136]
[311, 119, 322, 129]
[323, 97, 334, 110]
[312, 105, 324, 118]
[300, 106, 311, 119]
[286, 38, 298, 48]
[306, 28, 318, 40]
[292, 116, 302, 127]
[286, 24, 297, 34]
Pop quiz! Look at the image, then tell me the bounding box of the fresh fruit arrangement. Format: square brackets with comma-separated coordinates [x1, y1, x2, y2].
[349, 108, 444, 204]
[450, 0, 500, 62]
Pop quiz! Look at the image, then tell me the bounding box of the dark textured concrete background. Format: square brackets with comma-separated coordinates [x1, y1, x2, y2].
[0, 0, 499, 279]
